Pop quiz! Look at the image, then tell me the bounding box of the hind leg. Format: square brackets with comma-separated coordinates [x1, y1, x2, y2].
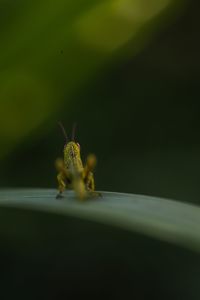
[56, 172, 66, 199]
[85, 173, 102, 198]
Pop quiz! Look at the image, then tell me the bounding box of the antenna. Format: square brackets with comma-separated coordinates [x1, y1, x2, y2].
[71, 122, 77, 141]
[58, 122, 68, 142]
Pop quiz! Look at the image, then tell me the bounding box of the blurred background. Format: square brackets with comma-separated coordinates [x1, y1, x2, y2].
[0, 0, 200, 203]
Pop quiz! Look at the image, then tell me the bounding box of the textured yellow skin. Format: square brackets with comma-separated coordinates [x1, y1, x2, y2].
[55, 141, 99, 200]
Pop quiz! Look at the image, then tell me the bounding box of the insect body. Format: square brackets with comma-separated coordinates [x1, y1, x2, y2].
[55, 123, 100, 200]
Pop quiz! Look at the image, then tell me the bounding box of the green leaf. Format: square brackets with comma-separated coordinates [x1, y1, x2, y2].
[0, 189, 200, 298]
[0, 189, 200, 252]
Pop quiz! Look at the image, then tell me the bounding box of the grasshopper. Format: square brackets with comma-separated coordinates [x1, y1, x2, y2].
[55, 122, 100, 200]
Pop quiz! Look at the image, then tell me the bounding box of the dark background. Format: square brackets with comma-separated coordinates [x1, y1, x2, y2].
[0, 0, 200, 203]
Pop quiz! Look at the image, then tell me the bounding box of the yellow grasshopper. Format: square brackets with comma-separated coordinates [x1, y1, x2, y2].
[55, 123, 100, 200]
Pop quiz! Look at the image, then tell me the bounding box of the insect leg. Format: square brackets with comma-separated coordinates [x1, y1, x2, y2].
[84, 172, 102, 198]
[56, 172, 66, 199]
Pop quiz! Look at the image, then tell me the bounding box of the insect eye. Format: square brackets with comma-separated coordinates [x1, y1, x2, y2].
[76, 143, 80, 149]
